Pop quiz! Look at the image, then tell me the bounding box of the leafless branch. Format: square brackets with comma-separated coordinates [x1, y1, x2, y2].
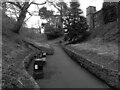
[36, 5, 40, 10]
[27, 11, 32, 16]
[16, 2, 22, 9]
[11, 5, 19, 20]
[46, 0, 61, 11]
[6, 2, 22, 9]
[24, 16, 32, 22]
[30, 1, 46, 6]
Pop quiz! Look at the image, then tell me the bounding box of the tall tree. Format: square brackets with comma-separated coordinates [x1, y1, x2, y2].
[39, 6, 54, 23]
[46, 0, 68, 35]
[2, 0, 46, 33]
[64, 0, 88, 42]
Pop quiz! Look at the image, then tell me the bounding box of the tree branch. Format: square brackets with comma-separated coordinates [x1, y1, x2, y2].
[27, 11, 38, 16]
[30, 1, 46, 5]
[27, 11, 32, 16]
[6, 2, 22, 9]
[11, 5, 19, 20]
[24, 16, 32, 22]
[16, 2, 22, 9]
[46, 0, 61, 11]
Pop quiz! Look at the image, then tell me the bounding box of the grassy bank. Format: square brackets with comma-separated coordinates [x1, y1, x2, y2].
[1, 9, 48, 89]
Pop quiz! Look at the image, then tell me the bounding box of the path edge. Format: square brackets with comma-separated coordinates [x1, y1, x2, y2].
[61, 44, 119, 89]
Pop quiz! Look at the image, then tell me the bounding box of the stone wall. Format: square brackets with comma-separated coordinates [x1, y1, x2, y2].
[103, 2, 117, 24]
[61, 44, 119, 88]
[21, 51, 41, 89]
[23, 39, 54, 55]
[93, 10, 104, 28]
[86, 2, 118, 30]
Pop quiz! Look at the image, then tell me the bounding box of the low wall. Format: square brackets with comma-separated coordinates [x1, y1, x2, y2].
[21, 51, 41, 89]
[61, 44, 119, 89]
[23, 39, 54, 55]
[21, 42, 54, 89]
[2, 51, 41, 90]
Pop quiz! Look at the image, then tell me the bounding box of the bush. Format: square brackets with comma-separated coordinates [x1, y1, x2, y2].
[46, 31, 60, 40]
[45, 27, 62, 40]
[66, 31, 91, 44]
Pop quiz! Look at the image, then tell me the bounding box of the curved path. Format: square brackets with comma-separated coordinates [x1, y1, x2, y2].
[28, 42, 109, 88]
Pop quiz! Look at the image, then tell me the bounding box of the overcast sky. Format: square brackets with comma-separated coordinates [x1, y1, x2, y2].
[26, 0, 104, 28]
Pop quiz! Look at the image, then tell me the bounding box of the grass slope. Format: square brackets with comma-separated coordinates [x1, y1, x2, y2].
[1, 9, 48, 89]
[90, 21, 118, 43]
[70, 21, 118, 71]
[1, 8, 53, 89]
[2, 10, 36, 88]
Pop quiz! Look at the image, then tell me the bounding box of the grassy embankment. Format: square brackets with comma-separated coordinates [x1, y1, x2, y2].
[1, 9, 47, 89]
[70, 21, 118, 71]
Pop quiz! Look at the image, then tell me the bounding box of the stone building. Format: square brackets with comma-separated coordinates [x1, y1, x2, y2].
[86, 1, 118, 30]
[86, 6, 96, 29]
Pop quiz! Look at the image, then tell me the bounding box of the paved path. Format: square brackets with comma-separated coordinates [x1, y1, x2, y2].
[28, 43, 109, 88]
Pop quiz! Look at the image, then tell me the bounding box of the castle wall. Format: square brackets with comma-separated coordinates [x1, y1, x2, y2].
[86, 6, 96, 30]
[86, 14, 94, 29]
[86, 2, 117, 30]
[93, 10, 104, 28]
[103, 2, 117, 24]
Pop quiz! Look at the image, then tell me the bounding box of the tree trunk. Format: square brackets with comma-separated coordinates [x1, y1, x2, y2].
[13, 2, 29, 33]
[60, 6, 64, 36]
[13, 12, 26, 33]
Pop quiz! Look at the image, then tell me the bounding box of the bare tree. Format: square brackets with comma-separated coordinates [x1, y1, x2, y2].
[2, 0, 46, 33]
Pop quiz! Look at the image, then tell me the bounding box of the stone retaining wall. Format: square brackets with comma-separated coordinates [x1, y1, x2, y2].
[21, 41, 54, 89]
[21, 51, 41, 89]
[21, 42, 54, 89]
[23, 39, 54, 55]
[2, 51, 41, 90]
[61, 44, 119, 89]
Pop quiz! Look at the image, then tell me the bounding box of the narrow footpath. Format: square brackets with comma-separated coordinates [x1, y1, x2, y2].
[28, 43, 110, 88]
